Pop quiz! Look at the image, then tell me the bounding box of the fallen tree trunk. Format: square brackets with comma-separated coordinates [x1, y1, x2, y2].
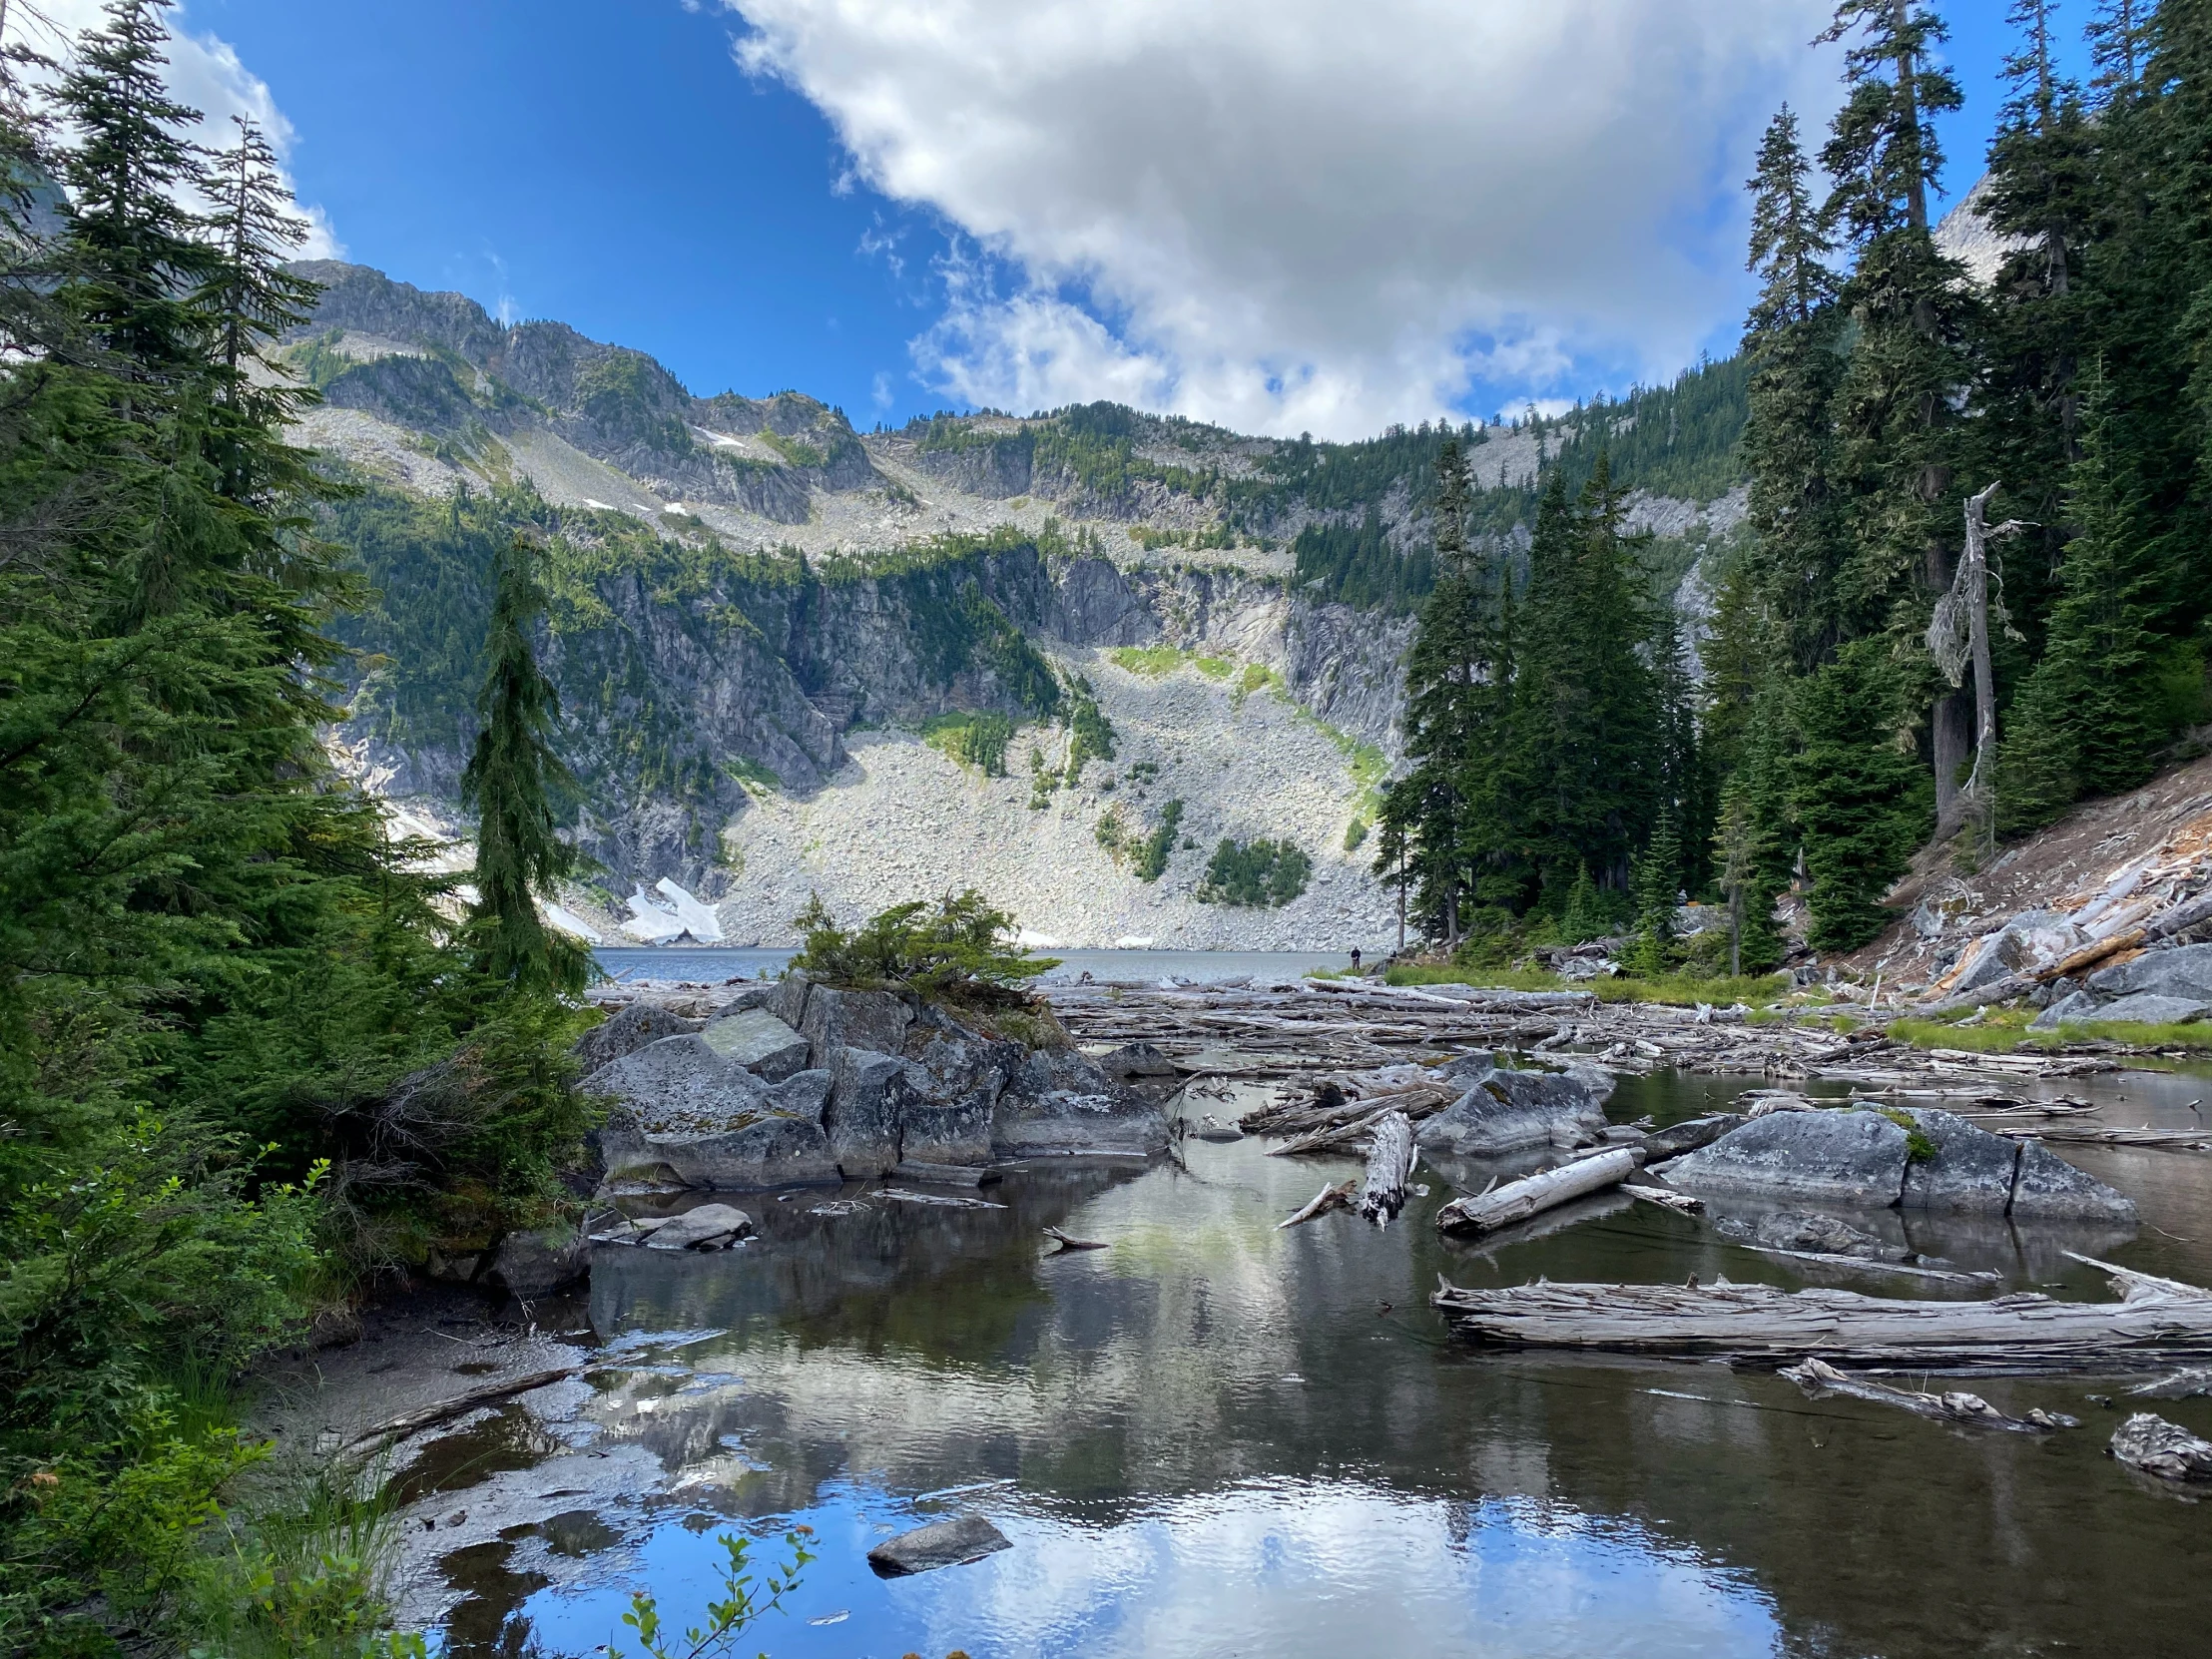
[1042, 1226, 1109, 1252]
[1783, 1357, 2078, 1432]
[1737, 1246, 2001, 1286]
[346, 1366, 583, 1451]
[2127, 1366, 2212, 1400]
[1430, 1257, 2212, 1372]
[1269, 1103, 1399, 1157]
[1435, 1147, 1641, 1237]
[1622, 1184, 1703, 1215]
[1278, 1180, 1356, 1230]
[1358, 1111, 1416, 1227]
[1993, 1125, 2210, 1150]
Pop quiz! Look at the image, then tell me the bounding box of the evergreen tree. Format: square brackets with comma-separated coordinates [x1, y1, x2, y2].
[1818, 0, 1979, 827]
[1715, 683, 1798, 974]
[1651, 598, 1709, 896]
[461, 535, 588, 993]
[1739, 106, 1845, 671]
[1996, 366, 2168, 827]
[1791, 643, 1932, 949]
[1625, 805, 1682, 976]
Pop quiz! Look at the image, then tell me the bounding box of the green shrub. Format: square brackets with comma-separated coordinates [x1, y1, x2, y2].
[1134, 801, 1185, 881]
[1064, 678, 1117, 782]
[1197, 838, 1312, 906]
[791, 890, 1052, 999]
[922, 711, 1015, 776]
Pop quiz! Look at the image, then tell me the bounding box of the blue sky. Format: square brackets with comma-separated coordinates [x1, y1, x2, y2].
[131, 2, 2087, 438]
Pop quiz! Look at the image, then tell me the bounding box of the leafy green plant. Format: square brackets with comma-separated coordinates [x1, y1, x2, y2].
[612, 1530, 814, 1659]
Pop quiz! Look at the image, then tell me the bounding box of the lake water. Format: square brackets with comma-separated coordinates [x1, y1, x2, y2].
[400, 1063, 2212, 1659]
[591, 946, 1358, 986]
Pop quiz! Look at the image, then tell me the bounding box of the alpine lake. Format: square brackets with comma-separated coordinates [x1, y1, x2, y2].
[353, 956, 2212, 1659]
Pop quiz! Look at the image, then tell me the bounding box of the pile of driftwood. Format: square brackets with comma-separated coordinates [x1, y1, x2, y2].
[1045, 977, 2142, 1086]
[1240, 1064, 1462, 1149]
[1430, 1253, 2212, 1373]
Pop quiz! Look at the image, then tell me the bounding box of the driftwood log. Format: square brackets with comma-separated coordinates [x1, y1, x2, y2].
[1042, 1226, 1108, 1252]
[1358, 1111, 1416, 1227]
[1734, 1246, 2001, 1286]
[1278, 1181, 1356, 1230]
[1784, 1357, 2078, 1432]
[345, 1366, 583, 1451]
[1435, 1147, 1642, 1237]
[1621, 1184, 1703, 1215]
[1993, 1125, 2211, 1150]
[2109, 1412, 2212, 1480]
[2127, 1366, 2212, 1400]
[1430, 1254, 2212, 1373]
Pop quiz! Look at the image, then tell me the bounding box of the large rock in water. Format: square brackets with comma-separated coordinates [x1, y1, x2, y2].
[992, 1047, 1165, 1157]
[2088, 942, 2212, 1003]
[866, 1514, 1011, 1577]
[1899, 1108, 2021, 1212]
[1665, 1110, 1911, 1206]
[901, 1006, 1023, 1165]
[586, 1035, 837, 1190]
[2011, 1139, 2139, 1221]
[1664, 1105, 2137, 1221]
[826, 1045, 921, 1176]
[1413, 1064, 1613, 1158]
[481, 1223, 591, 1297]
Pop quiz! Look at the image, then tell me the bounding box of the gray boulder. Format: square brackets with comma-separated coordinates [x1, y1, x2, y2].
[1900, 1109, 2022, 1212]
[575, 1001, 702, 1070]
[801, 982, 912, 1059]
[482, 1224, 591, 1298]
[1950, 911, 2081, 995]
[1413, 1064, 1612, 1158]
[2010, 1139, 2139, 1221]
[643, 1203, 754, 1250]
[588, 1036, 836, 1191]
[2084, 992, 2209, 1027]
[2029, 990, 2098, 1031]
[866, 1514, 1011, 1577]
[825, 1046, 920, 1176]
[993, 1048, 1165, 1157]
[1642, 1112, 1745, 1162]
[1714, 1210, 1910, 1261]
[1665, 1109, 1910, 1207]
[1096, 1041, 1179, 1079]
[702, 1007, 812, 1081]
[2087, 942, 2212, 1003]
[901, 1012, 1023, 1166]
[766, 971, 812, 1030]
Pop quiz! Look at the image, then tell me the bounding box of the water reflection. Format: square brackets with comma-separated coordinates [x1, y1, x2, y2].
[408, 1071, 2212, 1659]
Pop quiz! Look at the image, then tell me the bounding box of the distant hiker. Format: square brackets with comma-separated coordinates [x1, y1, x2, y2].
[1349, 947, 1363, 972]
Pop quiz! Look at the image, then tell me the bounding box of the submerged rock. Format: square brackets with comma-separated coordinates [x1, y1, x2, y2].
[2109, 1412, 2212, 1481]
[643, 1203, 754, 1250]
[482, 1224, 591, 1297]
[865, 1514, 1011, 1576]
[1641, 1112, 1745, 1162]
[1713, 1210, 1910, 1261]
[1413, 1064, 1612, 1158]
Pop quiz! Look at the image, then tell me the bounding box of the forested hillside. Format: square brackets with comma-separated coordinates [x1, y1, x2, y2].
[1382, 0, 2212, 972]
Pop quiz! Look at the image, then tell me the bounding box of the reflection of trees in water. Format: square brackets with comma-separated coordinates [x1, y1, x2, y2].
[574, 1151, 2204, 1659]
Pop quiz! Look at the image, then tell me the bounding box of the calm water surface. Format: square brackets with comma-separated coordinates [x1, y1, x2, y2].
[592, 946, 1357, 985]
[415, 1056, 2212, 1659]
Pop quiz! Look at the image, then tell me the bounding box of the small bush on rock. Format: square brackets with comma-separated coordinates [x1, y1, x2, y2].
[792, 891, 1054, 1004]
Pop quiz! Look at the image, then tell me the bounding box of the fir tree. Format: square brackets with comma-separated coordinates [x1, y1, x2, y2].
[1740, 106, 1846, 671]
[1791, 643, 1932, 950]
[1625, 805, 1682, 976]
[461, 535, 588, 993]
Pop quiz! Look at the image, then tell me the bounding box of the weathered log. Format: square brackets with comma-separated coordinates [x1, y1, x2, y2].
[1430, 1258, 2212, 1372]
[2127, 1366, 2212, 1400]
[1435, 1147, 1642, 1237]
[1737, 1246, 2001, 1286]
[1269, 1103, 1400, 1157]
[1278, 1180, 1356, 1230]
[1358, 1111, 1416, 1227]
[1621, 1183, 1704, 1215]
[1783, 1357, 2077, 1432]
[346, 1366, 583, 1450]
[1993, 1125, 2210, 1150]
[1041, 1226, 1109, 1252]
[2109, 1412, 2212, 1480]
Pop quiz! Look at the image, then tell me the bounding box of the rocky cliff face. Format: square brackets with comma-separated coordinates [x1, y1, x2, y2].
[292, 262, 1733, 945]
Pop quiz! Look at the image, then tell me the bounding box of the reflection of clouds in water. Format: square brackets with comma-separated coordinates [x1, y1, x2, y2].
[891, 1481, 1778, 1659]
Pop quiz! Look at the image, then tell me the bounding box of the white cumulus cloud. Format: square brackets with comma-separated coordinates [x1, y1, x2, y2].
[723, 0, 1835, 436]
[16, 0, 341, 258]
